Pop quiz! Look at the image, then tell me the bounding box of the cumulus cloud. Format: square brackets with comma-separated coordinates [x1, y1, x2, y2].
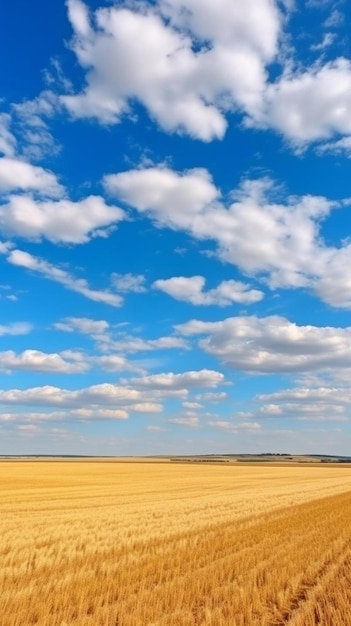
[0, 194, 124, 243]
[7, 249, 123, 306]
[0, 369, 222, 419]
[12, 90, 61, 161]
[104, 167, 219, 226]
[256, 385, 351, 422]
[95, 354, 143, 373]
[258, 386, 351, 404]
[314, 246, 351, 307]
[75, 408, 129, 420]
[0, 350, 89, 374]
[104, 169, 330, 286]
[0, 383, 140, 408]
[176, 315, 351, 373]
[306, 0, 335, 9]
[55, 316, 189, 355]
[153, 275, 263, 305]
[0, 284, 18, 302]
[0, 114, 16, 156]
[0, 346, 141, 375]
[129, 402, 163, 413]
[208, 420, 262, 432]
[310, 32, 335, 51]
[0, 241, 13, 255]
[59, 0, 351, 150]
[169, 416, 199, 427]
[0, 408, 129, 423]
[128, 369, 224, 389]
[62, 0, 282, 140]
[195, 392, 228, 402]
[324, 9, 344, 28]
[104, 165, 351, 308]
[0, 117, 125, 248]
[182, 401, 203, 409]
[0, 157, 63, 196]
[111, 273, 146, 293]
[96, 333, 188, 354]
[0, 322, 32, 336]
[261, 402, 348, 422]
[54, 317, 109, 335]
[317, 136, 351, 157]
[259, 59, 351, 145]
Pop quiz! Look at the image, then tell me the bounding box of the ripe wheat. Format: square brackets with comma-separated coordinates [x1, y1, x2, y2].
[1, 461, 351, 625]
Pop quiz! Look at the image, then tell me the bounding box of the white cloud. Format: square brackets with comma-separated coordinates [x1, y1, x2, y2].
[105, 166, 351, 308]
[0, 241, 13, 255]
[0, 408, 129, 423]
[55, 315, 189, 355]
[106, 169, 330, 286]
[0, 114, 16, 156]
[104, 167, 219, 226]
[7, 249, 123, 307]
[317, 135, 351, 157]
[62, 0, 351, 151]
[182, 401, 203, 409]
[12, 90, 61, 161]
[62, 0, 282, 141]
[195, 392, 228, 402]
[260, 59, 351, 144]
[161, 0, 280, 57]
[77, 408, 129, 420]
[306, 0, 334, 8]
[95, 355, 142, 373]
[130, 369, 224, 393]
[0, 369, 220, 418]
[17, 424, 40, 432]
[129, 402, 163, 413]
[208, 419, 262, 432]
[0, 383, 140, 408]
[176, 315, 351, 373]
[0, 350, 89, 374]
[0, 157, 63, 196]
[54, 317, 109, 335]
[310, 32, 335, 51]
[128, 369, 224, 389]
[237, 421, 262, 430]
[58, 349, 141, 374]
[146, 388, 189, 400]
[0, 284, 19, 304]
[257, 386, 351, 405]
[154, 275, 263, 305]
[0, 194, 124, 243]
[104, 166, 351, 308]
[314, 247, 351, 308]
[0, 322, 32, 337]
[97, 333, 188, 354]
[111, 273, 146, 293]
[0, 345, 140, 375]
[324, 9, 344, 28]
[256, 385, 351, 423]
[169, 416, 199, 427]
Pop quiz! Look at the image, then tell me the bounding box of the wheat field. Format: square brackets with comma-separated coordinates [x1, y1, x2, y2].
[1, 460, 351, 625]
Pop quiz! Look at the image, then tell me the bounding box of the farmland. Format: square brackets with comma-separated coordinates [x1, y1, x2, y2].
[1, 461, 351, 625]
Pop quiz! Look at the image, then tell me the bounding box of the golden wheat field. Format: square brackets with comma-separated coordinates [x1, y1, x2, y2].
[1, 461, 351, 626]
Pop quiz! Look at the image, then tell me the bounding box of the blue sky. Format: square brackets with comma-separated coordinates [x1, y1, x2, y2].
[1, 0, 351, 455]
